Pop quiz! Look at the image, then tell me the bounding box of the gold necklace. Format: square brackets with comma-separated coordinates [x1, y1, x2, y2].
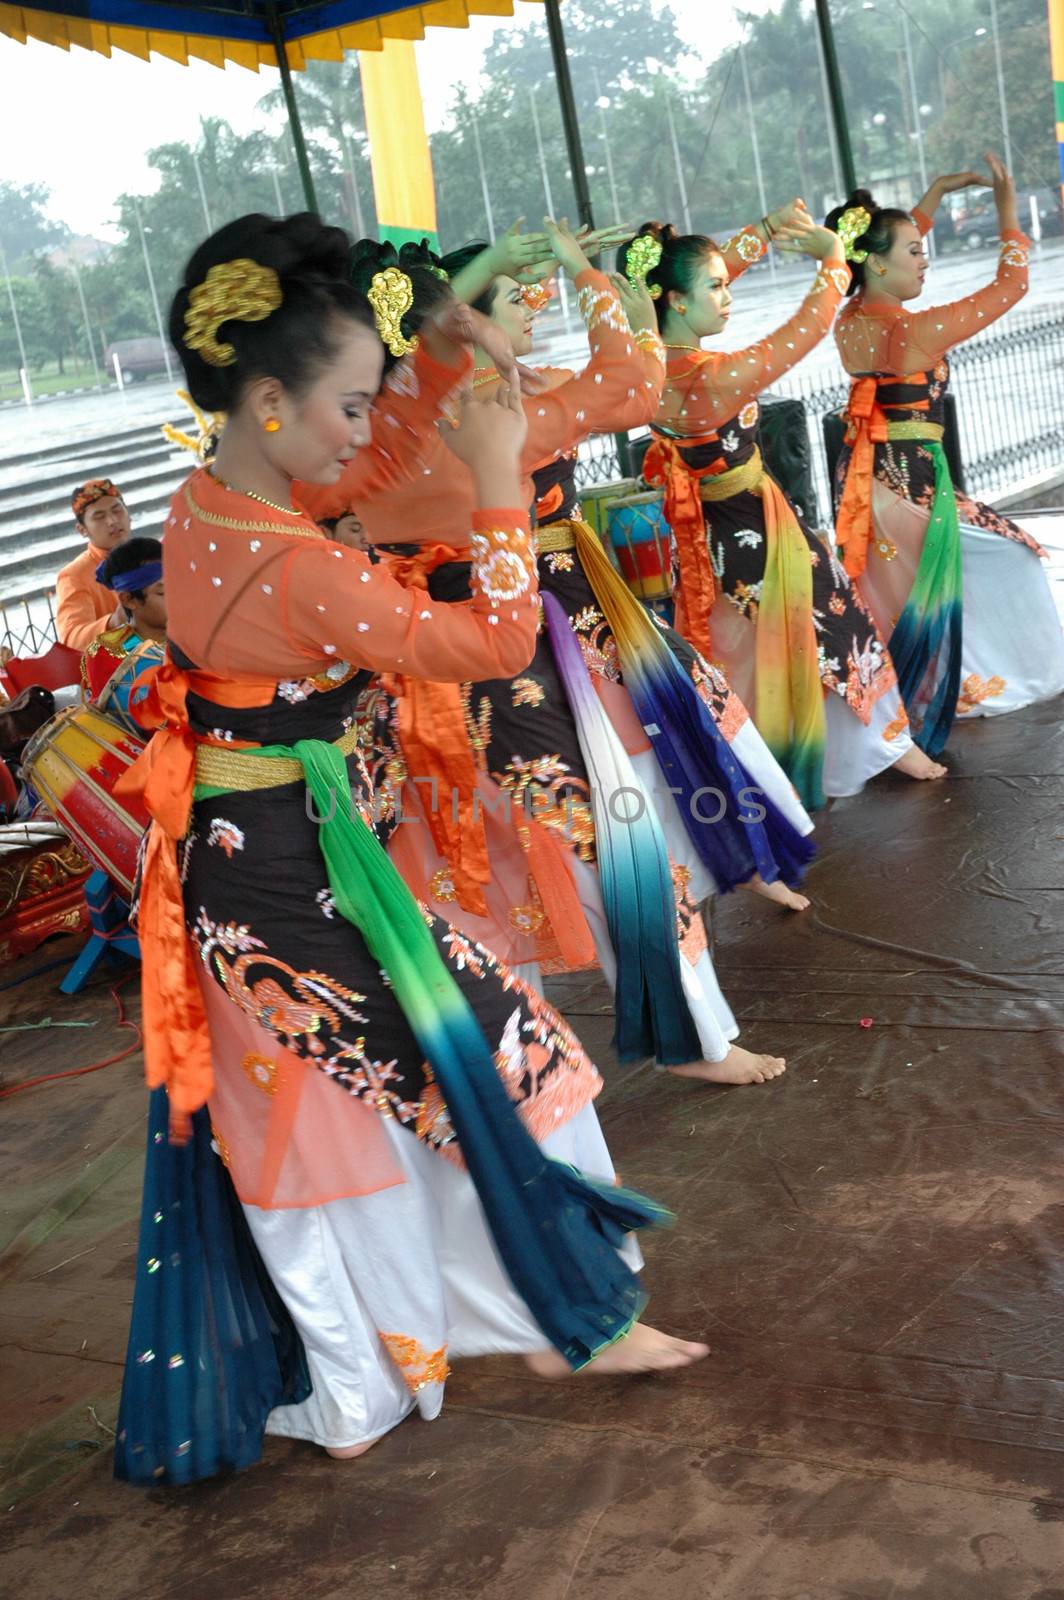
[207, 467, 300, 517]
[472, 368, 500, 389]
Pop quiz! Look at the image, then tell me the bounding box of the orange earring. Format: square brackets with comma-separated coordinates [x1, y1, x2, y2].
[263, 417, 281, 433]
[676, 301, 687, 314]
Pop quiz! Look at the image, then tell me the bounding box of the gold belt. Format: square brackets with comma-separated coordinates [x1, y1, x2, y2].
[884, 420, 944, 442]
[194, 724, 360, 793]
[699, 445, 766, 502]
[534, 521, 578, 555]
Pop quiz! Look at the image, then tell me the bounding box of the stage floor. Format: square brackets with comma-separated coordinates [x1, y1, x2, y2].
[2, 672, 1063, 1596]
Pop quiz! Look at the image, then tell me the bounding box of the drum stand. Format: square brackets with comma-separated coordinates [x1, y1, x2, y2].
[60, 871, 140, 995]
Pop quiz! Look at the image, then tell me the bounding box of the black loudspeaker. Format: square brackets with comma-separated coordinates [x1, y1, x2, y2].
[758, 397, 816, 525]
[822, 391, 966, 517]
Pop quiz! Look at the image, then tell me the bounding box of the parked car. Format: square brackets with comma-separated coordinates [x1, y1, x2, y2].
[952, 188, 1063, 249]
[104, 337, 173, 384]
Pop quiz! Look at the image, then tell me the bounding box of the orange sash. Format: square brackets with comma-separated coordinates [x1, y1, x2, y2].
[379, 543, 492, 919]
[114, 659, 239, 1140]
[835, 376, 889, 579]
[642, 436, 716, 661]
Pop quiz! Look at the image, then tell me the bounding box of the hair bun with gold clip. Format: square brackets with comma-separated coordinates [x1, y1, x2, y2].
[183, 258, 283, 368]
[368, 267, 418, 358]
[836, 205, 873, 264]
[625, 232, 664, 299]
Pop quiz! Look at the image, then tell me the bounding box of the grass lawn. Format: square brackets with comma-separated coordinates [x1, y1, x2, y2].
[0, 360, 109, 404]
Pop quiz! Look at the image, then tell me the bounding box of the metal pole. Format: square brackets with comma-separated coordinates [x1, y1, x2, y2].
[529, 89, 572, 329]
[470, 109, 496, 238]
[344, 132, 367, 239]
[663, 88, 692, 234]
[265, 0, 319, 214]
[591, 68, 621, 221]
[69, 256, 102, 390]
[544, 0, 595, 230]
[899, 11, 934, 257]
[987, 0, 1013, 172]
[0, 240, 31, 387]
[132, 198, 174, 384]
[812, 13, 845, 206]
[270, 164, 285, 215]
[739, 44, 776, 283]
[813, 0, 857, 195]
[191, 138, 213, 233]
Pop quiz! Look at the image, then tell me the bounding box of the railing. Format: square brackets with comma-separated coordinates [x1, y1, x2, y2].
[576, 304, 1064, 529]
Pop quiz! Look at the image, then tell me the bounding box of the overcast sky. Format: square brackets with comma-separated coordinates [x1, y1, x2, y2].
[0, 0, 761, 240]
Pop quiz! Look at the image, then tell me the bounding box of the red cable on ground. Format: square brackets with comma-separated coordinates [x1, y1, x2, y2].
[0, 973, 143, 1100]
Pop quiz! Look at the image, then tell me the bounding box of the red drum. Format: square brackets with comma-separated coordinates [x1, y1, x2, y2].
[603, 486, 673, 603]
[20, 706, 149, 897]
[94, 638, 164, 738]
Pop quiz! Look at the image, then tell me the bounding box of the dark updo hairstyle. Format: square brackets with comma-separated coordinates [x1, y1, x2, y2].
[616, 222, 720, 329]
[439, 242, 496, 316]
[99, 536, 163, 613]
[824, 189, 915, 295]
[350, 235, 452, 368]
[169, 212, 376, 411]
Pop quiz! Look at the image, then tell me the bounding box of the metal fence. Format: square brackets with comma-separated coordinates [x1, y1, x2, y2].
[576, 304, 1064, 529]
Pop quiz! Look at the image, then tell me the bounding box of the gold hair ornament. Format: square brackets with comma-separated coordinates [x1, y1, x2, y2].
[183, 259, 283, 368]
[837, 205, 872, 264]
[429, 265, 450, 282]
[368, 267, 418, 357]
[161, 389, 226, 462]
[625, 233, 663, 299]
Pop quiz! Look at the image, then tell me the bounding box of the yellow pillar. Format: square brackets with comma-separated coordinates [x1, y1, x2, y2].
[358, 39, 439, 250]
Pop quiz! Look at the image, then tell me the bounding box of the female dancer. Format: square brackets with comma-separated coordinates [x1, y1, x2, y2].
[827, 158, 1064, 753]
[300, 219, 817, 1089]
[627, 212, 942, 811]
[114, 213, 706, 1488]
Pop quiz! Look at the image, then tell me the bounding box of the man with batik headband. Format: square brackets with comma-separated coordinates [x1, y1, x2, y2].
[56, 478, 131, 649]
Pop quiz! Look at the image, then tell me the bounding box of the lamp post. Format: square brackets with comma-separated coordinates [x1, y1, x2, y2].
[662, 86, 692, 236]
[469, 107, 496, 239]
[132, 198, 174, 384]
[69, 255, 102, 390]
[528, 87, 572, 329]
[191, 127, 213, 232]
[0, 239, 32, 405]
[739, 43, 776, 283]
[591, 68, 621, 220]
[986, 0, 1013, 172]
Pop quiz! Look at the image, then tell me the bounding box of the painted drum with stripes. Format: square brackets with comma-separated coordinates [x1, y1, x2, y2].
[20, 706, 148, 896]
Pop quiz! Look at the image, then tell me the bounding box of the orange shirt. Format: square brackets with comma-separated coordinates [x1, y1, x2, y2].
[163, 470, 537, 687]
[55, 542, 117, 650]
[835, 229, 1029, 377]
[656, 261, 850, 437]
[298, 268, 667, 546]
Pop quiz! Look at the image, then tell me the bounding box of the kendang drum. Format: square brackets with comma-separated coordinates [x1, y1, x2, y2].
[603, 486, 674, 623]
[20, 706, 149, 897]
[94, 638, 164, 738]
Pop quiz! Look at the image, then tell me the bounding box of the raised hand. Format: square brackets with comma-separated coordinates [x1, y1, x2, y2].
[608, 271, 658, 335]
[575, 222, 638, 259]
[432, 301, 545, 395]
[766, 198, 812, 236]
[442, 383, 528, 469]
[773, 215, 845, 263]
[490, 219, 553, 281]
[986, 150, 1017, 224]
[542, 216, 593, 281]
[934, 170, 991, 195]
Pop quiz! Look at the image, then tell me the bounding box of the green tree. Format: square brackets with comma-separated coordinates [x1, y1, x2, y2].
[33, 256, 79, 375]
[0, 180, 67, 270]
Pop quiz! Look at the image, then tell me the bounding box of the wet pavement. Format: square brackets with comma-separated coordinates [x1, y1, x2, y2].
[1, 667, 1063, 1596]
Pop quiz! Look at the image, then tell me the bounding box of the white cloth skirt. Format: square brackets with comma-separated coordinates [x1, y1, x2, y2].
[245, 1101, 638, 1452]
[952, 523, 1064, 720]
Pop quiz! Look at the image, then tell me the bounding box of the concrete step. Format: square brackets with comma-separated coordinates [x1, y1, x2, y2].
[0, 437, 180, 508]
[2, 453, 187, 533]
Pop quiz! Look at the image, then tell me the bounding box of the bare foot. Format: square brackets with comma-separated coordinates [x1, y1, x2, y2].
[743, 873, 810, 912]
[525, 1322, 709, 1379]
[667, 1043, 786, 1085]
[326, 1440, 377, 1460]
[892, 745, 948, 781]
